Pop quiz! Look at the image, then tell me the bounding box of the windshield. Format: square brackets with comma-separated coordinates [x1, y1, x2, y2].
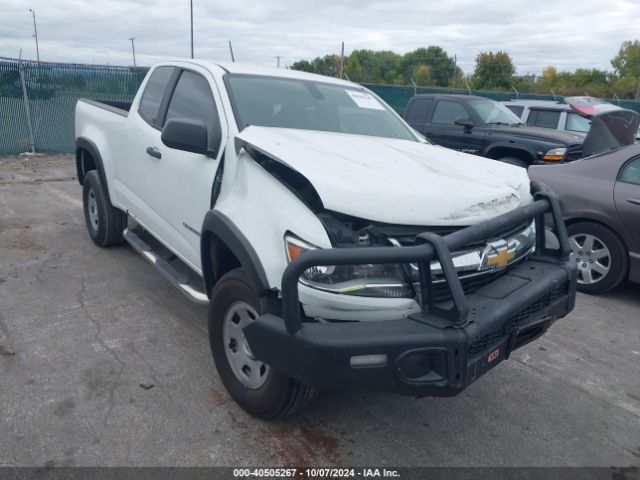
[225, 74, 416, 141]
[469, 100, 522, 125]
[566, 112, 591, 133]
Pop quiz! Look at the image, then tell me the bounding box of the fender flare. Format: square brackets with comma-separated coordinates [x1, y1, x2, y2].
[75, 137, 111, 198]
[200, 211, 271, 297]
[485, 142, 537, 162]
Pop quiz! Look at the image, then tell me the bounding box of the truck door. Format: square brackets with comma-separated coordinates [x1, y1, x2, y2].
[429, 99, 484, 155]
[146, 67, 228, 273]
[614, 156, 640, 253]
[114, 65, 177, 234]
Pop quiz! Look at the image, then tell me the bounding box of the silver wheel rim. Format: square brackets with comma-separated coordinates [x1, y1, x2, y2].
[87, 188, 99, 231]
[222, 301, 269, 389]
[569, 233, 611, 285]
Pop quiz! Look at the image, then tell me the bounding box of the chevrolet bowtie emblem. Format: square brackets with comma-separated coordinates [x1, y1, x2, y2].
[481, 239, 518, 271]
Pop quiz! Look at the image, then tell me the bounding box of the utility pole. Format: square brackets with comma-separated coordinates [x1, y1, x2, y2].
[339, 41, 344, 79]
[28, 9, 40, 63]
[190, 0, 194, 58]
[452, 54, 457, 88]
[129, 37, 136, 67]
[275, 55, 282, 68]
[228, 40, 235, 62]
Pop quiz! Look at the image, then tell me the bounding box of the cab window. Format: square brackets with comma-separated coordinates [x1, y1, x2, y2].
[431, 100, 467, 125]
[138, 66, 175, 127]
[405, 98, 432, 123]
[526, 109, 561, 129]
[163, 70, 222, 151]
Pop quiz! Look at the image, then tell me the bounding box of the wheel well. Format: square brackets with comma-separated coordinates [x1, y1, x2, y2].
[564, 217, 630, 251]
[76, 147, 96, 184]
[202, 233, 242, 295]
[486, 147, 533, 163]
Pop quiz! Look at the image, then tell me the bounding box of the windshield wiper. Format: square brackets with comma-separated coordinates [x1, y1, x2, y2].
[487, 122, 510, 126]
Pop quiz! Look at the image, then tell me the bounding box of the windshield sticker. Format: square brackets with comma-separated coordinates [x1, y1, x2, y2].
[346, 90, 385, 110]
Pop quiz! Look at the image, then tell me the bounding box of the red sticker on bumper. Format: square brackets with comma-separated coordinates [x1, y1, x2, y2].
[487, 348, 500, 363]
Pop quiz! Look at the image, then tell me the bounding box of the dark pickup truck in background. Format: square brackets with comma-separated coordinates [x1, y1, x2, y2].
[404, 94, 639, 168]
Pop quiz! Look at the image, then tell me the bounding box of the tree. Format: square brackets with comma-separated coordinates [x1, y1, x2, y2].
[611, 40, 640, 78]
[473, 51, 515, 90]
[290, 60, 314, 73]
[400, 46, 460, 87]
[412, 64, 432, 86]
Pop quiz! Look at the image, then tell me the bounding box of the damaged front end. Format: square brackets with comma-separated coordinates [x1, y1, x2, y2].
[244, 183, 577, 396]
[284, 210, 537, 305]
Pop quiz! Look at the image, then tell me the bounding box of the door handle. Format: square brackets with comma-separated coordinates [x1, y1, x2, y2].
[146, 146, 162, 159]
[628, 198, 640, 206]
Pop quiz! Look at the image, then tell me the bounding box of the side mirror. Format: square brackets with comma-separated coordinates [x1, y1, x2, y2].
[454, 116, 474, 129]
[161, 119, 215, 156]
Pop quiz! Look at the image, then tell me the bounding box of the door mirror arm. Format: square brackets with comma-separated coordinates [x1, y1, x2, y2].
[454, 116, 474, 131]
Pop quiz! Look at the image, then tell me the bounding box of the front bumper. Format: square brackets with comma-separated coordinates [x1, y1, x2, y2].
[244, 183, 578, 396]
[245, 258, 575, 396]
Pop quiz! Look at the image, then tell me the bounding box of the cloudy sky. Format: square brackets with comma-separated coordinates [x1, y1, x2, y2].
[0, 0, 638, 75]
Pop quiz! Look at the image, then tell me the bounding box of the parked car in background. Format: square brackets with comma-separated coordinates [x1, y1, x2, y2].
[505, 97, 640, 141]
[529, 143, 640, 294]
[503, 100, 591, 136]
[403, 94, 639, 169]
[404, 94, 586, 168]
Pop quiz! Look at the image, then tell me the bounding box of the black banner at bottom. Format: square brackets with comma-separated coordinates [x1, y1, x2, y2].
[0, 467, 637, 480]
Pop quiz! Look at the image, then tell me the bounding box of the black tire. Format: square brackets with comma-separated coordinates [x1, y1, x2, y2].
[82, 170, 127, 247]
[567, 221, 628, 294]
[498, 157, 528, 168]
[208, 268, 318, 419]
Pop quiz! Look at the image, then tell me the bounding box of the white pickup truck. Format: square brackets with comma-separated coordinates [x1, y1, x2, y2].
[74, 60, 577, 418]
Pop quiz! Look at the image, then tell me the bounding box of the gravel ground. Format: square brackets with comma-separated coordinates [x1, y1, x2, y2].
[1, 154, 639, 467]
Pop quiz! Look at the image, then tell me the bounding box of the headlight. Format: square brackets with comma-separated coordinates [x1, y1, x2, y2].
[542, 147, 567, 161]
[284, 234, 413, 298]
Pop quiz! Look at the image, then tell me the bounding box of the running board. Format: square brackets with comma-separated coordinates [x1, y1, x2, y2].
[123, 228, 209, 305]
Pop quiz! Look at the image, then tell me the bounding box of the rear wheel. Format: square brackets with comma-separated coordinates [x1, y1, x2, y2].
[567, 222, 628, 294]
[208, 268, 318, 418]
[498, 156, 528, 168]
[82, 170, 127, 247]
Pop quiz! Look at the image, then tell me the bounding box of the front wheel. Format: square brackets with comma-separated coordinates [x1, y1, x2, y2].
[567, 222, 628, 294]
[208, 268, 318, 418]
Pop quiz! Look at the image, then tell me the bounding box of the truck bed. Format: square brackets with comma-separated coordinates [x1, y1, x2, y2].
[78, 98, 132, 117]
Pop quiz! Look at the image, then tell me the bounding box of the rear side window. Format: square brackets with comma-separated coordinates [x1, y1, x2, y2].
[505, 105, 524, 117]
[405, 98, 432, 123]
[138, 66, 174, 127]
[432, 100, 467, 125]
[164, 71, 222, 151]
[566, 112, 591, 133]
[526, 109, 561, 129]
[619, 157, 640, 185]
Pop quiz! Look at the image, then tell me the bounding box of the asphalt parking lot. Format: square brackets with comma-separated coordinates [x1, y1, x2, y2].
[1, 154, 639, 467]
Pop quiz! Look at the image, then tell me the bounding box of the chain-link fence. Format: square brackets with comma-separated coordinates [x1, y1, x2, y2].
[364, 82, 640, 115]
[0, 57, 148, 155]
[1, 57, 639, 155]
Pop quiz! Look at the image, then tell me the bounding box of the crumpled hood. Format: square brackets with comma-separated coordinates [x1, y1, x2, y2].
[235, 126, 532, 226]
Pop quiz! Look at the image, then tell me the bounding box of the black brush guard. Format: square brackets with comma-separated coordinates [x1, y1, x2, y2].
[244, 183, 578, 396]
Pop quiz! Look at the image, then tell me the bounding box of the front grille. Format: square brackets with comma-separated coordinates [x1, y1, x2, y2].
[427, 265, 514, 303]
[468, 284, 566, 356]
[566, 143, 583, 161]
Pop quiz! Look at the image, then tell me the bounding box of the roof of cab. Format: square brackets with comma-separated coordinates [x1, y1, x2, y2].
[159, 58, 359, 88]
